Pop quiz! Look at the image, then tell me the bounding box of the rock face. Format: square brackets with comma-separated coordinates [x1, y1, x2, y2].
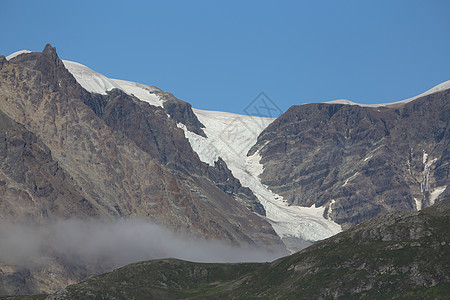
[249, 93, 450, 228]
[47, 197, 450, 299]
[162, 92, 206, 137]
[0, 110, 94, 221]
[0, 45, 283, 295]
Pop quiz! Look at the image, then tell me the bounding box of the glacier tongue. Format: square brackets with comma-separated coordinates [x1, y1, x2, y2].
[182, 108, 342, 253]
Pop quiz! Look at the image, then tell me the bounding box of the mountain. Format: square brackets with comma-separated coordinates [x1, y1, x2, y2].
[0, 45, 282, 242]
[248, 88, 449, 229]
[43, 197, 450, 299]
[0, 44, 448, 296]
[60, 48, 344, 250]
[0, 45, 284, 295]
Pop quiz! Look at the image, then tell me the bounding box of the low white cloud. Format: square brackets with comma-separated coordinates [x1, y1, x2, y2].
[0, 218, 285, 271]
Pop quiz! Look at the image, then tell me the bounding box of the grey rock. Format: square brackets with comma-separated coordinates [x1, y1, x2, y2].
[251, 93, 450, 227]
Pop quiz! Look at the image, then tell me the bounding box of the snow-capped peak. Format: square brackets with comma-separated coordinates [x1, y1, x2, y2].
[7, 50, 164, 107]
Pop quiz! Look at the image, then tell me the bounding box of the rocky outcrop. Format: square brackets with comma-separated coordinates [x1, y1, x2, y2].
[250, 91, 449, 228]
[206, 157, 265, 215]
[162, 94, 206, 137]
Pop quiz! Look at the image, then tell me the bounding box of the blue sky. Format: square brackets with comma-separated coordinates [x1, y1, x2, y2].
[1, 0, 449, 114]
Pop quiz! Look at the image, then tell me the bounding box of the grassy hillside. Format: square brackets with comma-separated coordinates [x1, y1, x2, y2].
[41, 197, 450, 299]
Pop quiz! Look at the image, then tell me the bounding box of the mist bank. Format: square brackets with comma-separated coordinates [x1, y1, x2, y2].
[0, 218, 286, 271]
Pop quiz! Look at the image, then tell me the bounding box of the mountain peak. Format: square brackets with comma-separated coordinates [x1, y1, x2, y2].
[41, 43, 60, 66]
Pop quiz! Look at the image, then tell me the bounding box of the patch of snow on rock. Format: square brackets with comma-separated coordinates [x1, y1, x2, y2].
[6, 50, 32, 60]
[414, 197, 422, 211]
[429, 186, 447, 206]
[110, 79, 163, 107]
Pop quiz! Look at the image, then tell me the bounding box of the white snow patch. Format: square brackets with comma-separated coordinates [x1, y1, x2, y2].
[422, 151, 428, 165]
[421, 157, 437, 193]
[414, 197, 422, 211]
[176, 122, 220, 166]
[399, 80, 450, 105]
[342, 172, 359, 187]
[62, 60, 122, 95]
[364, 155, 373, 162]
[326, 99, 363, 106]
[62, 60, 164, 107]
[323, 80, 450, 107]
[181, 109, 341, 252]
[6, 50, 32, 60]
[429, 186, 447, 206]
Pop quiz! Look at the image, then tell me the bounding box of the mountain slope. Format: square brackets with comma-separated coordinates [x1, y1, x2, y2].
[0, 45, 279, 242]
[249, 89, 449, 228]
[0, 45, 283, 295]
[48, 197, 450, 299]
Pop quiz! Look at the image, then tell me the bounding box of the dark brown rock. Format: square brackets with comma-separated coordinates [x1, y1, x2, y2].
[162, 94, 206, 137]
[0, 44, 283, 295]
[0, 110, 93, 220]
[250, 92, 450, 228]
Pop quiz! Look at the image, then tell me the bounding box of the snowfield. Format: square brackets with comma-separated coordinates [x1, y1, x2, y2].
[62, 60, 164, 107]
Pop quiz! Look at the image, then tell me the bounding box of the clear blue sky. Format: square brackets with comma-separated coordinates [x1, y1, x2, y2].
[1, 0, 449, 114]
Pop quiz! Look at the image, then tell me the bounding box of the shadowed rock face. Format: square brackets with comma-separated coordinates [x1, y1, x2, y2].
[0, 45, 283, 295]
[250, 92, 449, 228]
[162, 92, 206, 137]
